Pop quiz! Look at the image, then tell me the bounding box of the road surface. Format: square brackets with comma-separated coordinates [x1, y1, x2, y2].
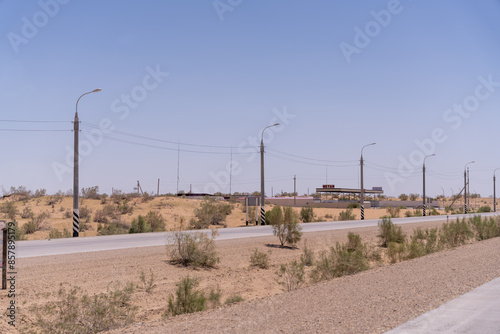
[16, 212, 498, 258]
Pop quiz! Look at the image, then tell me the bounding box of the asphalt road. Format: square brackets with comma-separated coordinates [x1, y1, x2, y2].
[16, 212, 498, 258]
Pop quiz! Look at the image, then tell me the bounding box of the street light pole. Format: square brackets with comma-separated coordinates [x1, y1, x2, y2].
[360, 142, 376, 220]
[464, 161, 475, 214]
[494, 168, 500, 212]
[73, 89, 101, 237]
[422, 154, 436, 216]
[260, 123, 279, 225]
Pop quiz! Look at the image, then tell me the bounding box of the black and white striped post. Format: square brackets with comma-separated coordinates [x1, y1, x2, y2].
[360, 143, 376, 220]
[260, 123, 280, 225]
[422, 154, 436, 217]
[73, 89, 101, 237]
[463, 161, 475, 214]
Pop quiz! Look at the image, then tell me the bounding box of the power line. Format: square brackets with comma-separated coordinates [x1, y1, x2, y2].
[0, 129, 71, 132]
[267, 148, 357, 163]
[0, 119, 70, 123]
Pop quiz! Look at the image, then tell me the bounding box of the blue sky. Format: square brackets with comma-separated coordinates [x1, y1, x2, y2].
[1, 0, 500, 198]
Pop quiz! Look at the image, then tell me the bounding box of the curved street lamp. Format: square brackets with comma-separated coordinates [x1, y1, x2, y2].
[260, 123, 280, 225]
[360, 142, 376, 220]
[494, 168, 500, 212]
[73, 89, 101, 237]
[422, 154, 436, 216]
[464, 161, 475, 214]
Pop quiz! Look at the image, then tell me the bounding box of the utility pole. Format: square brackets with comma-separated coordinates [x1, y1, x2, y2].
[260, 123, 279, 225]
[176, 143, 180, 194]
[423, 154, 435, 216]
[229, 148, 233, 196]
[360, 143, 376, 220]
[294, 175, 296, 206]
[464, 161, 475, 214]
[157, 178, 160, 196]
[494, 168, 500, 212]
[73, 88, 101, 238]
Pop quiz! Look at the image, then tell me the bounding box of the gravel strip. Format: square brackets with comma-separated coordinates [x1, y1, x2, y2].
[111, 237, 500, 334]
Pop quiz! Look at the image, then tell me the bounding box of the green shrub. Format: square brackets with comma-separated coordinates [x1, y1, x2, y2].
[97, 222, 129, 235]
[477, 206, 491, 213]
[48, 228, 63, 239]
[129, 215, 150, 233]
[31, 283, 136, 334]
[387, 241, 406, 263]
[300, 206, 314, 223]
[0, 201, 17, 220]
[386, 206, 400, 218]
[347, 202, 360, 209]
[346, 232, 363, 252]
[249, 248, 270, 269]
[168, 229, 220, 268]
[21, 207, 34, 219]
[310, 241, 369, 282]
[439, 218, 473, 248]
[300, 241, 315, 266]
[276, 260, 305, 292]
[404, 210, 413, 218]
[23, 220, 37, 234]
[139, 270, 156, 293]
[94, 205, 117, 223]
[225, 294, 244, 305]
[377, 217, 406, 247]
[117, 200, 134, 215]
[145, 210, 166, 232]
[469, 215, 499, 240]
[192, 199, 232, 228]
[167, 277, 206, 316]
[268, 206, 303, 247]
[338, 208, 356, 221]
[208, 286, 222, 308]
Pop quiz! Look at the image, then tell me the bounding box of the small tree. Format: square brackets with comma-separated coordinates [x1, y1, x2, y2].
[167, 277, 206, 316]
[268, 206, 302, 247]
[300, 206, 314, 223]
[81, 186, 100, 199]
[398, 193, 408, 201]
[377, 217, 406, 247]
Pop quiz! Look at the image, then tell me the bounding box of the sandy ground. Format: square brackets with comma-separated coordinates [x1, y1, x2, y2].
[1, 218, 499, 333]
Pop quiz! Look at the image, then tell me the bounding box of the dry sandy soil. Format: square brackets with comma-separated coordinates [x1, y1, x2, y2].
[1, 218, 499, 333]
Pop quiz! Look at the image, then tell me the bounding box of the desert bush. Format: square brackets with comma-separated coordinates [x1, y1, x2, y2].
[64, 210, 72, 219]
[439, 218, 473, 248]
[428, 207, 439, 216]
[300, 241, 315, 266]
[346, 232, 363, 252]
[377, 217, 406, 247]
[167, 277, 206, 316]
[398, 193, 408, 201]
[192, 199, 232, 228]
[386, 206, 401, 218]
[129, 215, 150, 234]
[387, 241, 406, 263]
[94, 205, 118, 223]
[477, 206, 491, 213]
[406, 240, 426, 259]
[338, 208, 356, 221]
[79, 206, 92, 220]
[268, 206, 303, 247]
[142, 192, 154, 202]
[225, 294, 244, 305]
[347, 202, 360, 209]
[21, 206, 34, 219]
[404, 210, 413, 218]
[117, 200, 134, 215]
[49, 228, 63, 239]
[30, 283, 136, 334]
[139, 270, 156, 293]
[81, 186, 101, 199]
[168, 229, 220, 268]
[413, 209, 423, 217]
[310, 241, 369, 282]
[145, 210, 166, 232]
[249, 248, 270, 269]
[0, 201, 17, 220]
[324, 213, 334, 219]
[469, 215, 499, 241]
[409, 193, 419, 201]
[34, 211, 50, 230]
[300, 206, 314, 223]
[276, 260, 305, 292]
[411, 227, 440, 254]
[208, 286, 222, 308]
[23, 221, 37, 234]
[97, 222, 129, 235]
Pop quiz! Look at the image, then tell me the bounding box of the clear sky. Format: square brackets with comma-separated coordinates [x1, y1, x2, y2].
[1, 0, 500, 198]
